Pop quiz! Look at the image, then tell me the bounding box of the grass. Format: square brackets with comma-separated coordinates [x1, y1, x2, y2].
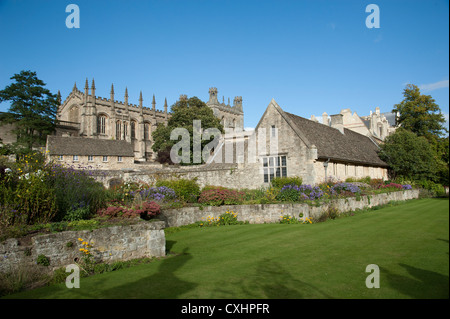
[3, 198, 448, 299]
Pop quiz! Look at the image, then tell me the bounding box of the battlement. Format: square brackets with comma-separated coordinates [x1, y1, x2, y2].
[207, 87, 243, 114]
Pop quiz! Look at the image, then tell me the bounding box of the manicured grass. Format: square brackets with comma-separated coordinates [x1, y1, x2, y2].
[3, 198, 449, 299]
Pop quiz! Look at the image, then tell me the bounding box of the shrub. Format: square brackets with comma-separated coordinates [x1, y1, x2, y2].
[98, 201, 161, 220]
[279, 215, 301, 224]
[134, 201, 161, 220]
[330, 183, 361, 197]
[46, 164, 107, 221]
[271, 176, 302, 189]
[63, 205, 91, 222]
[36, 255, 50, 267]
[156, 179, 200, 203]
[198, 211, 246, 227]
[0, 168, 57, 226]
[132, 186, 177, 204]
[415, 180, 445, 197]
[198, 187, 245, 206]
[276, 184, 324, 202]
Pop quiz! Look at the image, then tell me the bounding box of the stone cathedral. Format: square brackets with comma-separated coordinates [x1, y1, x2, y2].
[56, 79, 244, 162]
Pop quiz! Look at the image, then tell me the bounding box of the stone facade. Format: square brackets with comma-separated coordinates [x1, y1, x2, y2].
[312, 107, 396, 142]
[159, 189, 419, 227]
[46, 135, 135, 170]
[206, 87, 244, 131]
[57, 79, 170, 162]
[88, 99, 390, 189]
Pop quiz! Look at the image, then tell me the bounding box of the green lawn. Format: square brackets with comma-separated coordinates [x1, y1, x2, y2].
[4, 198, 449, 299]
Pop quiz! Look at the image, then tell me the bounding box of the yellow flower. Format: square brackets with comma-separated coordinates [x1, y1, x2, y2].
[78, 238, 83, 241]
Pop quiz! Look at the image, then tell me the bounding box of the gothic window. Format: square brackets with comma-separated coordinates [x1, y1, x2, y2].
[68, 106, 79, 123]
[116, 120, 122, 140]
[263, 155, 287, 183]
[97, 115, 107, 135]
[144, 123, 150, 140]
[131, 121, 136, 139]
[271, 125, 276, 137]
[123, 122, 128, 139]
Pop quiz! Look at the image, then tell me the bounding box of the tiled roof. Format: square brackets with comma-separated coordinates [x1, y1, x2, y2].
[284, 112, 388, 167]
[47, 136, 134, 157]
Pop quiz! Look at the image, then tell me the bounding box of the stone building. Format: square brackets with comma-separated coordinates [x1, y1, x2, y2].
[56, 79, 170, 162]
[100, 99, 389, 189]
[312, 107, 396, 142]
[55, 81, 244, 163]
[204, 99, 389, 186]
[206, 87, 244, 131]
[46, 135, 135, 170]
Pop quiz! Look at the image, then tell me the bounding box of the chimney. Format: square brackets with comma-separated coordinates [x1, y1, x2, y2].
[330, 114, 345, 134]
[322, 112, 329, 126]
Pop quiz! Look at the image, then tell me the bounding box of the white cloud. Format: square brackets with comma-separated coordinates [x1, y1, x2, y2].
[244, 127, 255, 132]
[420, 79, 449, 92]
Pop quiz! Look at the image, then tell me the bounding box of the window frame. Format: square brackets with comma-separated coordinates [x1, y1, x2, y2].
[263, 155, 287, 183]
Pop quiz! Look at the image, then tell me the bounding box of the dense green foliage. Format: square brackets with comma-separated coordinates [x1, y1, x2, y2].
[379, 128, 439, 182]
[155, 178, 201, 203]
[384, 84, 449, 185]
[392, 84, 447, 143]
[151, 96, 224, 165]
[0, 70, 59, 153]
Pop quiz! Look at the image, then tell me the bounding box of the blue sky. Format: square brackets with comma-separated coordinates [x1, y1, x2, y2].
[0, 0, 448, 131]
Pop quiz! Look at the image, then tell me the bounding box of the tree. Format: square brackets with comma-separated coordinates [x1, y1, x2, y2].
[392, 84, 447, 143]
[435, 136, 449, 186]
[152, 96, 224, 165]
[379, 128, 439, 181]
[0, 70, 59, 152]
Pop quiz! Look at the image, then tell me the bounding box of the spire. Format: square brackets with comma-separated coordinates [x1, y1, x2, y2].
[73, 82, 78, 91]
[124, 87, 128, 104]
[57, 90, 61, 104]
[152, 94, 156, 110]
[110, 83, 115, 100]
[164, 97, 168, 122]
[139, 91, 143, 115]
[91, 78, 96, 96]
[84, 78, 88, 90]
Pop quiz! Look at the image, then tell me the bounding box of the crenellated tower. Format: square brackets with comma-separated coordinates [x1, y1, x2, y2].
[206, 87, 244, 131]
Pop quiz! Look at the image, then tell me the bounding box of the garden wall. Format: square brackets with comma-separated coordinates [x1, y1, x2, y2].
[159, 189, 420, 227]
[0, 221, 165, 273]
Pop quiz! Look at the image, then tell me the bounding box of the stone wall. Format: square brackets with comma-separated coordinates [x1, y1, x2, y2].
[0, 190, 419, 274]
[93, 162, 263, 190]
[0, 221, 165, 273]
[159, 189, 420, 227]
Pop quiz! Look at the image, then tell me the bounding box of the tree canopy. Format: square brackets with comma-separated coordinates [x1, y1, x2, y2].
[151, 96, 224, 165]
[392, 84, 447, 143]
[379, 128, 439, 182]
[0, 70, 59, 153]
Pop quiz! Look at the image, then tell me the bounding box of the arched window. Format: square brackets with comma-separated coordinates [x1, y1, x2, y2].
[68, 105, 79, 123]
[123, 122, 128, 139]
[116, 120, 122, 140]
[97, 115, 107, 135]
[131, 121, 136, 139]
[144, 123, 150, 140]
